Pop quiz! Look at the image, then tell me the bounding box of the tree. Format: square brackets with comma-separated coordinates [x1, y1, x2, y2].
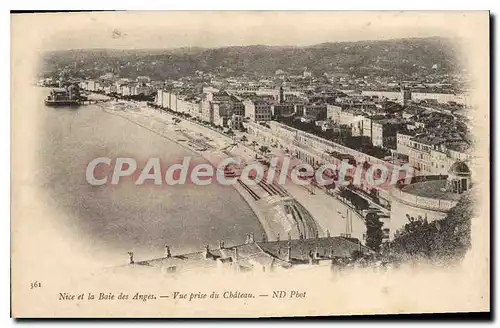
[240, 135, 248, 143]
[350, 250, 364, 261]
[250, 141, 258, 151]
[258, 145, 271, 157]
[369, 188, 380, 203]
[391, 192, 473, 262]
[325, 181, 336, 193]
[226, 129, 235, 137]
[365, 213, 384, 252]
[352, 196, 369, 211]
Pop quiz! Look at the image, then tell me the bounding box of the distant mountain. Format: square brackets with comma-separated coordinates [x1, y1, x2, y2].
[39, 37, 462, 80]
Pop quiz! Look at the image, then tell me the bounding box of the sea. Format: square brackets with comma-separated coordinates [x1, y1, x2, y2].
[33, 87, 263, 264]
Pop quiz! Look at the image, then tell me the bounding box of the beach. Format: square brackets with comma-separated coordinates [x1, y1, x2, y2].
[35, 88, 265, 265]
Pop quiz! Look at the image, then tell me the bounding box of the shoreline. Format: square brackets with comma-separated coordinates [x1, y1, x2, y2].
[95, 99, 278, 241]
[81, 94, 365, 244]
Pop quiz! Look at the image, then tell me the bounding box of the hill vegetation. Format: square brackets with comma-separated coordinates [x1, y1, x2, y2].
[40, 37, 462, 80]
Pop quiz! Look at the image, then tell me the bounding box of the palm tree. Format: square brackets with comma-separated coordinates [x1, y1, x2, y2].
[250, 141, 258, 151]
[258, 145, 271, 157]
[240, 135, 248, 144]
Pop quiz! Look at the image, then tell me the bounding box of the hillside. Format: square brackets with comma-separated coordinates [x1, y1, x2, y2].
[39, 37, 462, 80]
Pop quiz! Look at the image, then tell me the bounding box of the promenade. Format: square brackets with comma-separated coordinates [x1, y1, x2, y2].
[98, 100, 367, 244]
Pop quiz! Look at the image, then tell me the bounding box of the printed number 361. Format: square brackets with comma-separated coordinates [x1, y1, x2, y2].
[30, 281, 41, 289]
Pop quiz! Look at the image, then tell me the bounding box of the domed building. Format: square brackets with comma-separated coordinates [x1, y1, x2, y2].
[388, 161, 472, 240]
[446, 161, 472, 194]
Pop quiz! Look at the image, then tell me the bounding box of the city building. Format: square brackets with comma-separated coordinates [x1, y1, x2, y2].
[405, 134, 470, 175]
[212, 102, 232, 127]
[136, 76, 151, 84]
[396, 130, 416, 157]
[407, 135, 445, 175]
[103, 84, 117, 95]
[200, 99, 214, 124]
[229, 114, 244, 130]
[411, 92, 468, 106]
[272, 103, 295, 119]
[370, 119, 406, 149]
[230, 96, 245, 117]
[326, 104, 342, 123]
[302, 103, 327, 121]
[121, 84, 132, 97]
[243, 99, 272, 122]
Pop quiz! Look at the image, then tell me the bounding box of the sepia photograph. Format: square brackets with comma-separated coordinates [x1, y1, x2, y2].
[10, 10, 490, 318]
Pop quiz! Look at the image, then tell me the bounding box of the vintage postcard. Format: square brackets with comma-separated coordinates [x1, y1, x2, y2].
[11, 11, 490, 318]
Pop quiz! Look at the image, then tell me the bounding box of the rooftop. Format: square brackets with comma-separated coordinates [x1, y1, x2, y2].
[446, 142, 471, 153]
[449, 161, 471, 174]
[121, 237, 370, 274]
[412, 135, 447, 146]
[258, 237, 370, 261]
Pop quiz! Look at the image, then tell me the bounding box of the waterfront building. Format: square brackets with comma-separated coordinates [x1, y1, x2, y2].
[156, 89, 170, 108]
[212, 101, 233, 127]
[104, 84, 117, 95]
[200, 99, 214, 124]
[86, 80, 97, 92]
[79, 81, 87, 90]
[202, 86, 220, 102]
[231, 98, 245, 117]
[114, 79, 130, 94]
[229, 114, 244, 130]
[243, 99, 272, 122]
[170, 93, 178, 111]
[121, 84, 131, 97]
[176, 98, 188, 114]
[134, 84, 152, 96]
[95, 81, 103, 92]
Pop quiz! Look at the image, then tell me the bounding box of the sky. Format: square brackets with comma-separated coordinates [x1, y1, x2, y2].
[11, 11, 484, 51]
